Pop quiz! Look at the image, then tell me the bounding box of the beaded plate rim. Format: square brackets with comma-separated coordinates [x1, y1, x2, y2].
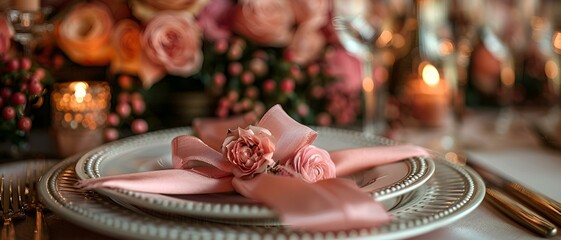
[39, 150, 484, 240]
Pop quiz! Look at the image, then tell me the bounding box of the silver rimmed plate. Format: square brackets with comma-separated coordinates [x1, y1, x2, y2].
[39, 151, 484, 240]
[74, 127, 435, 223]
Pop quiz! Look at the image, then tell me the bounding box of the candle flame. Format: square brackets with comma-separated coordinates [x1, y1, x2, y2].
[71, 81, 89, 103]
[363, 77, 374, 92]
[554, 31, 561, 54]
[422, 64, 440, 87]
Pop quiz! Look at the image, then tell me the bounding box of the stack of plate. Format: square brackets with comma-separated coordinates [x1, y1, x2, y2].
[38, 127, 485, 239]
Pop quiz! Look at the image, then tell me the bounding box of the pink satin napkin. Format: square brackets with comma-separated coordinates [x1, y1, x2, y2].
[78, 104, 428, 232]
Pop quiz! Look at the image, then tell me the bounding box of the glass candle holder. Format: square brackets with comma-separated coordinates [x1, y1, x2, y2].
[405, 62, 451, 128]
[50, 81, 110, 157]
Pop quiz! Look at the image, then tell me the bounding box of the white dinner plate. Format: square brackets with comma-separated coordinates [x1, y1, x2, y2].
[74, 127, 435, 223]
[40, 151, 484, 240]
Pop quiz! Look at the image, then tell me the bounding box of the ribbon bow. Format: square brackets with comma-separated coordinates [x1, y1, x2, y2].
[78, 105, 428, 232]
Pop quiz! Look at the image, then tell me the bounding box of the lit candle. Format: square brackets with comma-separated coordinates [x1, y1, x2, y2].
[407, 62, 450, 127]
[10, 0, 40, 12]
[51, 81, 111, 157]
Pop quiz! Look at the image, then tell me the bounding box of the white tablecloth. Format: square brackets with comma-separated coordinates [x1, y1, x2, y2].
[399, 108, 561, 239]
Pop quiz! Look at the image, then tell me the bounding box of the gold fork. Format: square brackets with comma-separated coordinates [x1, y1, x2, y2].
[24, 162, 49, 240]
[1, 175, 15, 240]
[1, 175, 26, 240]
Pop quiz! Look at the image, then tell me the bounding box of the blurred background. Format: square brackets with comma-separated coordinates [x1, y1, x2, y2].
[1, 0, 560, 159]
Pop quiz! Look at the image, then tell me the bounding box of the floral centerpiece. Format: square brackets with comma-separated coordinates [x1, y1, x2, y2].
[35, 0, 366, 140]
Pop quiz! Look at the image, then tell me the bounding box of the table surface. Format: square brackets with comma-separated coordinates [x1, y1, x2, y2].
[3, 107, 561, 240]
[400, 108, 561, 240]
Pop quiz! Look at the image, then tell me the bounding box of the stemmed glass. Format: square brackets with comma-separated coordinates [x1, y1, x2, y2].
[480, 0, 538, 134]
[332, 0, 408, 135]
[415, 0, 482, 160]
[531, 0, 561, 144]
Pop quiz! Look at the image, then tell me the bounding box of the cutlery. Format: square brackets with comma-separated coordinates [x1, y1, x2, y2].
[24, 162, 50, 240]
[1, 175, 26, 240]
[466, 159, 558, 238]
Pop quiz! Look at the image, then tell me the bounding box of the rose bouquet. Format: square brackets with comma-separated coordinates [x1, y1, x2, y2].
[51, 0, 366, 135]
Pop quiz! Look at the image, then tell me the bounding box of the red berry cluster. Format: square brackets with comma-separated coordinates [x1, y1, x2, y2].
[0, 55, 47, 144]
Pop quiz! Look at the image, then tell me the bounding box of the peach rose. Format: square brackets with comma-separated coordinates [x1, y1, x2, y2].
[130, 0, 208, 22]
[110, 19, 142, 75]
[284, 145, 335, 183]
[222, 126, 276, 179]
[140, 12, 203, 88]
[55, 2, 114, 66]
[0, 16, 13, 55]
[232, 0, 294, 47]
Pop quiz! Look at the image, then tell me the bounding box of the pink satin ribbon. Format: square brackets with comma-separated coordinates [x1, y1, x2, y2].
[78, 105, 428, 232]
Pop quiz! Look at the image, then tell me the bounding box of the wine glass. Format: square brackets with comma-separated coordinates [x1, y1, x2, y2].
[531, 0, 561, 143]
[332, 0, 409, 135]
[415, 0, 483, 160]
[480, 0, 539, 134]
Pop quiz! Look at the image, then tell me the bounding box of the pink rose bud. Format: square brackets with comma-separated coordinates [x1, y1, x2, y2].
[228, 62, 243, 76]
[213, 73, 226, 87]
[280, 78, 295, 93]
[307, 63, 320, 76]
[241, 71, 254, 85]
[131, 97, 145, 115]
[214, 39, 229, 54]
[104, 128, 119, 141]
[228, 46, 243, 60]
[107, 113, 120, 126]
[131, 119, 148, 134]
[262, 79, 276, 93]
[285, 145, 336, 183]
[118, 92, 130, 103]
[245, 87, 259, 99]
[116, 102, 131, 117]
[227, 90, 239, 102]
[20, 58, 32, 71]
[297, 103, 309, 117]
[249, 58, 267, 76]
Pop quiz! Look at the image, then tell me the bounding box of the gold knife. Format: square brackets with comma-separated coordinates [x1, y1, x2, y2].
[466, 159, 558, 238]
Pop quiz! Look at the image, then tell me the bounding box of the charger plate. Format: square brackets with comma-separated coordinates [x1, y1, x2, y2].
[74, 127, 435, 223]
[39, 149, 484, 239]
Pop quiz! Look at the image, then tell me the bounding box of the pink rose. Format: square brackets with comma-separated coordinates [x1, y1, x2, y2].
[285, 27, 325, 65]
[55, 2, 114, 66]
[130, 0, 208, 22]
[232, 0, 294, 47]
[222, 126, 276, 179]
[197, 0, 234, 42]
[289, 0, 328, 28]
[324, 47, 362, 95]
[284, 145, 336, 183]
[0, 17, 13, 55]
[140, 12, 203, 88]
[110, 19, 142, 75]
